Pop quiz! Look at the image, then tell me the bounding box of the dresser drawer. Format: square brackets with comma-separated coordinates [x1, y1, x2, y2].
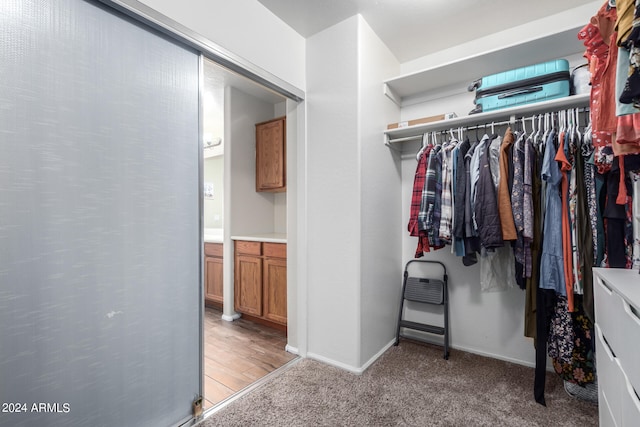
[599, 392, 618, 427]
[594, 276, 622, 355]
[596, 323, 623, 425]
[622, 368, 640, 427]
[235, 240, 262, 256]
[619, 297, 640, 394]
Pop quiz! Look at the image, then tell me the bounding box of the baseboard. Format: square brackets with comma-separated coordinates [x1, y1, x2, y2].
[433, 342, 536, 369]
[306, 352, 361, 374]
[358, 339, 396, 373]
[285, 345, 299, 355]
[306, 338, 396, 375]
[397, 332, 541, 370]
[221, 313, 241, 322]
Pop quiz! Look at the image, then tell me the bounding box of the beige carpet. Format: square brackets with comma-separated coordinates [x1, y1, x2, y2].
[200, 340, 598, 426]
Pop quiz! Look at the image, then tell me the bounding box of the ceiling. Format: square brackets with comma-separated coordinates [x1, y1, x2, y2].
[256, 0, 593, 63]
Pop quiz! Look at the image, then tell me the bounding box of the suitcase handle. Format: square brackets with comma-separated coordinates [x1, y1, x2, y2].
[467, 79, 482, 92]
[497, 86, 543, 99]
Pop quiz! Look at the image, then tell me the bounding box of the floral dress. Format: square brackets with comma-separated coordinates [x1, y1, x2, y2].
[549, 296, 596, 386]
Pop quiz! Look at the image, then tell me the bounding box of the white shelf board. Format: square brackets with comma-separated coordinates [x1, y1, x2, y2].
[384, 93, 590, 144]
[384, 26, 585, 105]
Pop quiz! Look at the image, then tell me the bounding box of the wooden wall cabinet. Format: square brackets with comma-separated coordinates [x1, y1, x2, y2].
[204, 243, 223, 307]
[234, 240, 287, 328]
[255, 117, 286, 193]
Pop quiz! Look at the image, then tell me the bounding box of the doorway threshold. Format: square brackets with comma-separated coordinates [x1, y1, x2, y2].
[201, 356, 301, 420]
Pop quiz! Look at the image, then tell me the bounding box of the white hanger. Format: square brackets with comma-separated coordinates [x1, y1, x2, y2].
[542, 112, 550, 147]
[416, 132, 428, 161]
[574, 109, 581, 143]
[534, 114, 542, 146]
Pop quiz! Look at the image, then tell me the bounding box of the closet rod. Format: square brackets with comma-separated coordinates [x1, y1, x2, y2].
[386, 106, 590, 144]
[387, 135, 424, 143]
[384, 93, 591, 146]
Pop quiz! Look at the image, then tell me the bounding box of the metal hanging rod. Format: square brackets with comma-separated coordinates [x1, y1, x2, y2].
[385, 105, 590, 145]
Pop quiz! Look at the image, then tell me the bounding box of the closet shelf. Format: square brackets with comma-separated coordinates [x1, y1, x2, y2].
[384, 93, 590, 146]
[384, 26, 584, 106]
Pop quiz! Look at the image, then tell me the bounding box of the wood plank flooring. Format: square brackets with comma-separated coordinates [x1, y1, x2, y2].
[203, 306, 296, 409]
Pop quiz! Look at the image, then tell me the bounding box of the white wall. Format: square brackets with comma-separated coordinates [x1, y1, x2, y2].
[356, 16, 402, 368]
[221, 86, 277, 319]
[137, 0, 305, 91]
[203, 156, 224, 229]
[305, 16, 361, 369]
[285, 98, 301, 353]
[304, 15, 402, 371]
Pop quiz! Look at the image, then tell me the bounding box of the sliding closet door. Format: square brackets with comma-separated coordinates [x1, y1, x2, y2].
[0, 1, 201, 426]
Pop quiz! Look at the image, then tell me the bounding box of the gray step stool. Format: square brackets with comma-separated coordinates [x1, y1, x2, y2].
[394, 259, 449, 359]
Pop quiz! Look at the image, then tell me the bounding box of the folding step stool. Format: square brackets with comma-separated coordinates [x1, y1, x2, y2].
[394, 259, 449, 359]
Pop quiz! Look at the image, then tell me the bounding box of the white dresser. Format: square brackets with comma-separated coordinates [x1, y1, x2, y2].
[593, 268, 640, 427]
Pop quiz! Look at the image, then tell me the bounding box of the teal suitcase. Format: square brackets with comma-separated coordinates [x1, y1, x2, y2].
[467, 59, 570, 114]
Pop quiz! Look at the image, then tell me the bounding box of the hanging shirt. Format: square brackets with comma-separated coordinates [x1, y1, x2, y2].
[616, 0, 636, 46]
[522, 136, 535, 278]
[409, 146, 432, 257]
[555, 132, 575, 312]
[578, 4, 618, 147]
[419, 145, 440, 232]
[454, 138, 471, 240]
[512, 133, 526, 280]
[475, 139, 504, 250]
[498, 128, 518, 240]
[539, 130, 566, 297]
[438, 139, 456, 243]
[470, 135, 489, 232]
[620, 3, 640, 107]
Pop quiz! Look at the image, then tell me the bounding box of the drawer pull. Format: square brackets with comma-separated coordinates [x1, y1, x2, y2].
[597, 325, 616, 360]
[626, 376, 640, 411]
[623, 299, 640, 326]
[597, 277, 614, 296]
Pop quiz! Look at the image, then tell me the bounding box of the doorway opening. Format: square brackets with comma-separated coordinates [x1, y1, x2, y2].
[201, 58, 296, 410]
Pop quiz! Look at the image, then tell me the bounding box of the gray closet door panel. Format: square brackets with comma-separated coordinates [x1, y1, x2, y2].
[0, 1, 200, 426]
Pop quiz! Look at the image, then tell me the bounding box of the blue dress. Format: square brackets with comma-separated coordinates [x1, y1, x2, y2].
[539, 131, 566, 295]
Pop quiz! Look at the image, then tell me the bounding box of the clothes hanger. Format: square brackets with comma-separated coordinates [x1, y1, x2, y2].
[416, 132, 428, 161]
[528, 115, 536, 143]
[533, 114, 541, 147]
[574, 109, 581, 143]
[541, 112, 550, 149]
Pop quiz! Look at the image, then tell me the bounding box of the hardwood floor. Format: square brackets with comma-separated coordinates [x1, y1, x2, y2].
[203, 306, 296, 409]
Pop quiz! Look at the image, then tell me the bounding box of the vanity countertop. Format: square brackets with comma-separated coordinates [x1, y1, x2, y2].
[230, 233, 287, 244]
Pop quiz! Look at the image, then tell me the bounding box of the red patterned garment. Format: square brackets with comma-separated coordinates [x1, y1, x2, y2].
[578, 3, 618, 147]
[408, 146, 431, 257]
